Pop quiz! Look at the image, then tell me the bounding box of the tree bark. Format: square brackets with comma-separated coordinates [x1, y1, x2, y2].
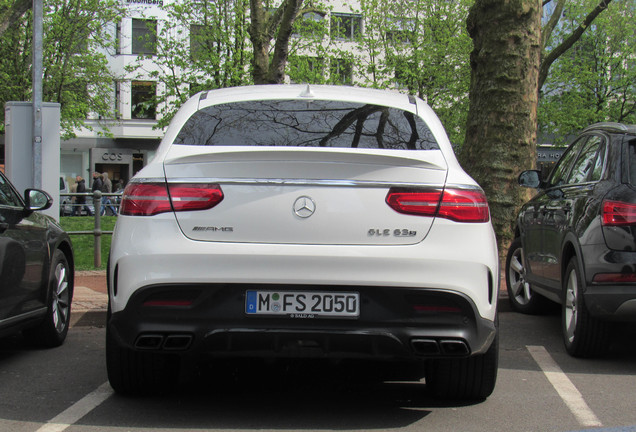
[248, 0, 270, 84]
[268, 0, 302, 84]
[0, 0, 31, 37]
[460, 0, 542, 253]
[249, 0, 303, 85]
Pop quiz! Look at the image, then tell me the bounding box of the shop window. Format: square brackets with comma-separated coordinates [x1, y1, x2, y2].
[131, 81, 157, 120]
[133, 153, 145, 176]
[132, 19, 157, 55]
[331, 13, 362, 41]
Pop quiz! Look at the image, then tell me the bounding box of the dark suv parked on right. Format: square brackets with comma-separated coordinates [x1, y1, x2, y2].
[506, 123, 636, 357]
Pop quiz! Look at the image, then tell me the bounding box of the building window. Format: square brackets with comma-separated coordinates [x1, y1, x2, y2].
[100, 81, 119, 120]
[131, 81, 156, 119]
[331, 13, 362, 41]
[390, 57, 414, 89]
[329, 58, 353, 85]
[115, 21, 122, 55]
[386, 18, 415, 44]
[293, 11, 326, 38]
[189, 24, 209, 60]
[132, 19, 157, 55]
[289, 56, 325, 84]
[386, 18, 413, 45]
[115, 81, 121, 119]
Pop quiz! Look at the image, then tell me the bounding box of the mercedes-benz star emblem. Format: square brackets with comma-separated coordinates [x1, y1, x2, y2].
[293, 196, 316, 218]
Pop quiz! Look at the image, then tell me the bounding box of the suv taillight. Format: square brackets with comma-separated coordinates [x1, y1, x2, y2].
[120, 182, 223, 216]
[386, 187, 490, 222]
[602, 200, 636, 226]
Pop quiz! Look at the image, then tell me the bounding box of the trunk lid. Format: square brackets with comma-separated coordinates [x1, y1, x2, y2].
[163, 146, 448, 245]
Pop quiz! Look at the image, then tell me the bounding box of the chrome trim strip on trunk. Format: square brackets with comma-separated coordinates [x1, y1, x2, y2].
[133, 177, 483, 192]
[165, 177, 447, 189]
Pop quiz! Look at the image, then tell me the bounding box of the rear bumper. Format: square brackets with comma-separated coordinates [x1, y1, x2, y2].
[582, 247, 636, 320]
[109, 216, 499, 322]
[108, 284, 497, 361]
[584, 284, 636, 321]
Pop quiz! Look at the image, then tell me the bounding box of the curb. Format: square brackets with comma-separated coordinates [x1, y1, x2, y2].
[71, 310, 107, 328]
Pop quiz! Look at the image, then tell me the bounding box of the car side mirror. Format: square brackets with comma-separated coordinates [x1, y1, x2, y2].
[518, 170, 542, 188]
[24, 189, 53, 211]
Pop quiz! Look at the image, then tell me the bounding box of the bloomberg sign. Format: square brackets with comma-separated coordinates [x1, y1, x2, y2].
[126, 0, 163, 5]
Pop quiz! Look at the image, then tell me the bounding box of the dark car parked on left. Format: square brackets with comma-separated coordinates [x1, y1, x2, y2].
[506, 123, 636, 358]
[0, 170, 74, 346]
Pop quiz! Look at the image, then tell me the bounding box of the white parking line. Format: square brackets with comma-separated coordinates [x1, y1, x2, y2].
[36, 382, 113, 432]
[527, 345, 602, 428]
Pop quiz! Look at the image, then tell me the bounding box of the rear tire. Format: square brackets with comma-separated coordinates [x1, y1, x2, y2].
[506, 237, 550, 314]
[562, 258, 609, 357]
[426, 332, 498, 401]
[23, 250, 73, 347]
[106, 326, 180, 396]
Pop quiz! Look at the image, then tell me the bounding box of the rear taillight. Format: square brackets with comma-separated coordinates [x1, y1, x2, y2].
[385, 189, 441, 217]
[386, 187, 489, 222]
[120, 182, 223, 216]
[602, 200, 636, 226]
[593, 272, 636, 284]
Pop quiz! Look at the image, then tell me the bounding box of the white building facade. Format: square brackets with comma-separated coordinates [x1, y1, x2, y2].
[61, 0, 371, 187]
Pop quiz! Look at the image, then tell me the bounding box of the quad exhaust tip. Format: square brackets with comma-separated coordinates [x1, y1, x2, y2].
[411, 338, 469, 356]
[135, 333, 193, 351]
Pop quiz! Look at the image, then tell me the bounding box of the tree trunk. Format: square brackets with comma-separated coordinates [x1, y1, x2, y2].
[248, 0, 270, 85]
[248, 0, 303, 85]
[0, 0, 31, 37]
[459, 0, 542, 254]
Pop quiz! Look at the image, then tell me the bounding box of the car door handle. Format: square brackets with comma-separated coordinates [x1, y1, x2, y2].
[0, 222, 8, 233]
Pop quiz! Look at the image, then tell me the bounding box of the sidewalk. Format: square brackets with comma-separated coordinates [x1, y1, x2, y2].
[71, 271, 108, 328]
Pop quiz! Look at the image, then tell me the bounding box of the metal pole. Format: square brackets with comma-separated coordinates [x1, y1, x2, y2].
[93, 190, 102, 267]
[32, 0, 43, 189]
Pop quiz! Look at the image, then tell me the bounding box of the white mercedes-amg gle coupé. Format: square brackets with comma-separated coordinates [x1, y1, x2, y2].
[107, 84, 499, 400]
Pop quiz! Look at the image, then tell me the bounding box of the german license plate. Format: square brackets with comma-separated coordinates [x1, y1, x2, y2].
[245, 291, 360, 318]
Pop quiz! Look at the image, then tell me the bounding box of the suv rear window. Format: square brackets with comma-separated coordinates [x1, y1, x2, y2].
[174, 100, 439, 150]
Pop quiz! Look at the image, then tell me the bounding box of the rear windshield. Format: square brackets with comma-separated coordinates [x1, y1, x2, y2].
[174, 100, 439, 150]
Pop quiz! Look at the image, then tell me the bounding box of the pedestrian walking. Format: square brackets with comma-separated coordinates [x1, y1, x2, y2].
[91, 171, 103, 215]
[101, 172, 117, 216]
[73, 176, 92, 216]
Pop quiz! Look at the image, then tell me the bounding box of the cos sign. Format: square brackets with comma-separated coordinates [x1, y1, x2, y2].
[102, 152, 123, 161]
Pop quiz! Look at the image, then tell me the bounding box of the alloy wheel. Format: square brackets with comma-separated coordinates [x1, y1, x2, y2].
[52, 262, 70, 333]
[564, 268, 578, 344]
[508, 246, 532, 305]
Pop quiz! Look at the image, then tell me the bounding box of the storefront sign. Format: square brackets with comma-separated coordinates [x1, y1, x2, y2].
[126, 0, 163, 6]
[91, 148, 134, 166]
[537, 148, 563, 163]
[102, 152, 124, 162]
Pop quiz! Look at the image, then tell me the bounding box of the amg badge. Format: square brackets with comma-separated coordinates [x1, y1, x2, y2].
[192, 226, 234, 232]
